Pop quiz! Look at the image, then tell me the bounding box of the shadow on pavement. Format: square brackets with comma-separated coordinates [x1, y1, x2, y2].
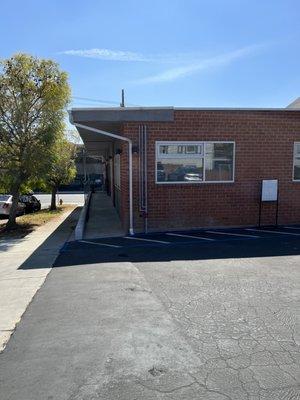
[53, 234, 300, 268]
[0, 219, 35, 252]
[18, 208, 81, 270]
[0, 236, 29, 253]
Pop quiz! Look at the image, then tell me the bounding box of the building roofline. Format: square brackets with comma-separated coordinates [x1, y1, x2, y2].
[69, 105, 300, 126]
[70, 106, 174, 112]
[286, 97, 300, 109]
[70, 106, 300, 113]
[174, 107, 300, 111]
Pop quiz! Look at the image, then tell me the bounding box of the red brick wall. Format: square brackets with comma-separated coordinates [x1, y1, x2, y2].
[119, 110, 300, 232]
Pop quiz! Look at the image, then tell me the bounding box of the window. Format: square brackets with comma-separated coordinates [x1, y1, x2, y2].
[156, 141, 235, 183]
[205, 142, 234, 182]
[0, 195, 10, 201]
[293, 142, 300, 181]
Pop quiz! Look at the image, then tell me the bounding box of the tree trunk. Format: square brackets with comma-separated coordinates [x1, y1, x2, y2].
[50, 186, 57, 210]
[6, 186, 20, 229]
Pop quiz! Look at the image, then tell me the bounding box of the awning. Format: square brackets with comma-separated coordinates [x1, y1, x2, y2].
[69, 107, 174, 157]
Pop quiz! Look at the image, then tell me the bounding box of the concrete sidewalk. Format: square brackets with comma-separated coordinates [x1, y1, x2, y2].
[0, 207, 80, 351]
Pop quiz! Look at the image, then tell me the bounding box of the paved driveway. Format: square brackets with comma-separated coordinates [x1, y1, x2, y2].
[35, 193, 85, 208]
[0, 231, 299, 399]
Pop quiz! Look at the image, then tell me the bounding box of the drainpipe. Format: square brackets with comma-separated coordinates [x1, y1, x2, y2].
[74, 123, 134, 236]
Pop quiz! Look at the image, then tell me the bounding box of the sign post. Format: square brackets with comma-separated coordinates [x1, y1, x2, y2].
[258, 179, 279, 227]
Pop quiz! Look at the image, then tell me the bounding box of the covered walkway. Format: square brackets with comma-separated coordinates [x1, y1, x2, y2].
[83, 192, 125, 239]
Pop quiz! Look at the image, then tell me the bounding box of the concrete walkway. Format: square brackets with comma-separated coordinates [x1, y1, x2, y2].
[0, 207, 80, 351]
[84, 191, 125, 239]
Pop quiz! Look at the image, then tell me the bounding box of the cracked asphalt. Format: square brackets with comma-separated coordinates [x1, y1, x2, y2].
[0, 235, 299, 399]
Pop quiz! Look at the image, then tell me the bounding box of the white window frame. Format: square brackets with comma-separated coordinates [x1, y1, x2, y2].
[293, 142, 300, 182]
[155, 140, 235, 184]
[157, 142, 203, 158]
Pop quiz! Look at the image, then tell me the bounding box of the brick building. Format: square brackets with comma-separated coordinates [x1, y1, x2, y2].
[70, 104, 300, 235]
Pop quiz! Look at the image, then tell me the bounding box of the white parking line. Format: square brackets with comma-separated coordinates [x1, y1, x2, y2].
[206, 230, 260, 238]
[124, 236, 170, 244]
[80, 240, 121, 248]
[246, 229, 300, 236]
[283, 226, 300, 230]
[166, 233, 215, 241]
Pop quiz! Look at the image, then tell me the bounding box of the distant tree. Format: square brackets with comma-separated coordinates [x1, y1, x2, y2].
[0, 53, 70, 228]
[46, 137, 77, 210]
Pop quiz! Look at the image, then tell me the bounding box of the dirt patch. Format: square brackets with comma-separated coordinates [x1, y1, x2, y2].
[0, 205, 75, 239]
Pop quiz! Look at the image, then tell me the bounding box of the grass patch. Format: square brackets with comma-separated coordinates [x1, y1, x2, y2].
[0, 205, 75, 239]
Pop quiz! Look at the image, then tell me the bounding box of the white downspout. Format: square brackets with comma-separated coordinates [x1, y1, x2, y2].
[74, 123, 134, 236]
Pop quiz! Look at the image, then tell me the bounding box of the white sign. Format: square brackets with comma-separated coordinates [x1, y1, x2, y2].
[261, 180, 278, 202]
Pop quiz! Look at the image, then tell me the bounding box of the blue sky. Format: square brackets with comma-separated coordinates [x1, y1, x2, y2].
[1, 0, 300, 109]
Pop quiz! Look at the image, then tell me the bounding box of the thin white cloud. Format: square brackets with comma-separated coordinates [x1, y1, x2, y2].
[60, 44, 266, 84]
[133, 44, 265, 84]
[60, 48, 174, 62]
[60, 48, 209, 64]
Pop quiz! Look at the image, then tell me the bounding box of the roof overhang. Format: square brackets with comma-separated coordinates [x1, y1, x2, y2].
[69, 107, 175, 157]
[70, 106, 174, 125]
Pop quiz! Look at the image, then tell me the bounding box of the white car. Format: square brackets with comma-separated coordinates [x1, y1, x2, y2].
[0, 195, 26, 218]
[184, 173, 202, 181]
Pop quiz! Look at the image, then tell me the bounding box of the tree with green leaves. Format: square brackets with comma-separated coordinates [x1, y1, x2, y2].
[46, 137, 77, 210]
[0, 53, 70, 228]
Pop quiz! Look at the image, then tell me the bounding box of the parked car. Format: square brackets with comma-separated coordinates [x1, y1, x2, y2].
[168, 165, 202, 182]
[91, 178, 103, 192]
[0, 195, 26, 218]
[19, 194, 41, 213]
[94, 178, 102, 189]
[184, 172, 202, 181]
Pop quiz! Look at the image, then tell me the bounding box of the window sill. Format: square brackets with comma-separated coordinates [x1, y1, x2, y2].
[155, 181, 235, 185]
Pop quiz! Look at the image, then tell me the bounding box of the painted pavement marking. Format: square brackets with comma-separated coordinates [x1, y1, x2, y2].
[80, 240, 122, 248]
[206, 230, 260, 238]
[124, 236, 170, 244]
[166, 232, 215, 241]
[246, 228, 300, 236]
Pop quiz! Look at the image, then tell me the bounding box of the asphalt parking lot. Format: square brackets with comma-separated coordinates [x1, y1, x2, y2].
[1, 225, 300, 399]
[57, 225, 300, 266]
[78, 225, 300, 249]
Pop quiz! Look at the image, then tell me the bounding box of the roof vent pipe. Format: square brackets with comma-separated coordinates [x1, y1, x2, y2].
[120, 89, 125, 107]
